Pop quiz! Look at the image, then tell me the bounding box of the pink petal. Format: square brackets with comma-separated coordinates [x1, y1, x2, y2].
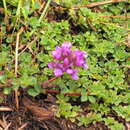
[48, 62, 56, 68]
[64, 58, 69, 66]
[66, 69, 73, 74]
[83, 64, 89, 70]
[52, 48, 62, 60]
[72, 73, 78, 80]
[54, 68, 63, 76]
[62, 42, 72, 48]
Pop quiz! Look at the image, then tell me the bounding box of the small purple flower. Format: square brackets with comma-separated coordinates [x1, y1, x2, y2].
[54, 68, 63, 76]
[52, 47, 62, 60]
[66, 69, 73, 74]
[62, 42, 72, 48]
[48, 42, 88, 80]
[72, 73, 78, 80]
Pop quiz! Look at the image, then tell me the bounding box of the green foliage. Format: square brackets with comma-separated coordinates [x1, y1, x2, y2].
[103, 117, 125, 130]
[0, 97, 3, 103]
[3, 87, 12, 95]
[0, 51, 10, 66]
[113, 105, 130, 121]
[28, 84, 42, 97]
[77, 113, 102, 126]
[0, 0, 129, 129]
[56, 95, 82, 122]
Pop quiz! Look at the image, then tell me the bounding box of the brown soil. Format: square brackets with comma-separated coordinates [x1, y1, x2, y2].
[0, 91, 109, 130]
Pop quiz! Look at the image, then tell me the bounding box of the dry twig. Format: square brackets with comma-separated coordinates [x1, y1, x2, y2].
[17, 123, 28, 130]
[18, 37, 38, 56]
[73, 0, 127, 9]
[100, 15, 130, 19]
[15, 27, 24, 75]
[0, 115, 11, 130]
[15, 27, 24, 110]
[0, 107, 13, 112]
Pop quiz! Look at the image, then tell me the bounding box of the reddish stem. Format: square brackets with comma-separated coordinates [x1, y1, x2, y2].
[45, 89, 82, 96]
[44, 77, 88, 96]
[41, 76, 59, 88]
[45, 89, 60, 94]
[47, 76, 58, 82]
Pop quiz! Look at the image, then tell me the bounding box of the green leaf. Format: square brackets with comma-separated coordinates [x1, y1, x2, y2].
[0, 97, 3, 104]
[81, 89, 88, 102]
[0, 51, 10, 65]
[3, 88, 11, 95]
[27, 88, 39, 97]
[88, 96, 96, 103]
[34, 84, 42, 93]
[103, 117, 124, 130]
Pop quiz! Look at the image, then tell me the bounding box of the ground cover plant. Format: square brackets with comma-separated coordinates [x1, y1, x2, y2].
[0, 0, 130, 129]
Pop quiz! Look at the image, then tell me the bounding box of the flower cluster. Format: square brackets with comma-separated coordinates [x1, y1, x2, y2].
[48, 42, 88, 80]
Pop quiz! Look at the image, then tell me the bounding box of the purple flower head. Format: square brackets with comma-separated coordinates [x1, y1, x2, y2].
[62, 42, 72, 48]
[48, 42, 88, 80]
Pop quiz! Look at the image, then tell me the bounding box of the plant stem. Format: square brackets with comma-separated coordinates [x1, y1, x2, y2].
[45, 89, 82, 96]
[41, 76, 59, 88]
[39, 0, 52, 23]
[73, 0, 127, 9]
[47, 76, 58, 82]
[15, 26, 24, 110]
[16, 0, 22, 17]
[2, 0, 7, 15]
[15, 27, 24, 76]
